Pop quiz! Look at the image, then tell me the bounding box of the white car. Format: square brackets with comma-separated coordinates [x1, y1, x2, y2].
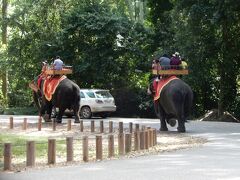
[79, 89, 117, 119]
[53, 89, 117, 119]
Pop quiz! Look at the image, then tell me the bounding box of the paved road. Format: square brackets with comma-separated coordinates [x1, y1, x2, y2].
[1, 116, 240, 180]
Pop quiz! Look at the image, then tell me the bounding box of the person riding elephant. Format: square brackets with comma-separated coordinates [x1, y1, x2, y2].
[148, 77, 193, 132]
[170, 52, 181, 69]
[159, 54, 171, 70]
[53, 56, 64, 70]
[33, 76, 81, 123]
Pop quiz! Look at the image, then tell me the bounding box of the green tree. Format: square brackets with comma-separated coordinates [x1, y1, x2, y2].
[173, 0, 240, 117]
[6, 0, 70, 106]
[59, 1, 152, 89]
[1, 0, 9, 100]
[4, 0, 154, 117]
[147, 0, 175, 55]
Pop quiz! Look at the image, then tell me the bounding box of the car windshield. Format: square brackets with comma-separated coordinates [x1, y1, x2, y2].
[86, 91, 96, 98]
[95, 91, 113, 98]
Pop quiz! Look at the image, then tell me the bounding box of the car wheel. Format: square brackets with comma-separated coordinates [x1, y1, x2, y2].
[80, 106, 92, 119]
[51, 107, 57, 118]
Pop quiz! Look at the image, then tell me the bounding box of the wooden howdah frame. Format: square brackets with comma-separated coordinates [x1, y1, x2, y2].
[152, 69, 189, 75]
[45, 68, 72, 75]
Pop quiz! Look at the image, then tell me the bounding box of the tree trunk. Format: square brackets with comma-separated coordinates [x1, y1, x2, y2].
[126, 0, 134, 21]
[217, 2, 237, 118]
[1, 0, 8, 98]
[138, 0, 144, 23]
[2, 0, 8, 44]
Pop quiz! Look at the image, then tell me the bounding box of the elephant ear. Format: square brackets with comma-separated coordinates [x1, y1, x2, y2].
[148, 78, 156, 95]
[147, 86, 152, 95]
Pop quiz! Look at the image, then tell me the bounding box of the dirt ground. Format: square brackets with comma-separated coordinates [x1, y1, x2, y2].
[0, 121, 207, 172]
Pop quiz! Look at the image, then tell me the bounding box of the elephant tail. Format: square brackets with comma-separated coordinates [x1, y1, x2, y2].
[72, 86, 81, 109]
[184, 89, 193, 118]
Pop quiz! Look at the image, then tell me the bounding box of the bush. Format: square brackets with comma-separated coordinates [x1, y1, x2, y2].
[2, 107, 38, 115]
[111, 87, 156, 118]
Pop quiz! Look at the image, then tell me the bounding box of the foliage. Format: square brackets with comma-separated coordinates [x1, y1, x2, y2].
[59, 2, 153, 89]
[0, 106, 38, 115]
[172, 0, 240, 117]
[3, 0, 155, 117]
[147, 0, 175, 54]
[1, 0, 240, 119]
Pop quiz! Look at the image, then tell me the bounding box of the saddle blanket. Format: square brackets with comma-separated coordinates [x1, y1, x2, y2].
[153, 76, 178, 101]
[43, 75, 66, 101]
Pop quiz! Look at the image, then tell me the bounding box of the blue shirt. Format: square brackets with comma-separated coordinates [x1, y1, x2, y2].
[53, 59, 63, 70]
[159, 57, 171, 67]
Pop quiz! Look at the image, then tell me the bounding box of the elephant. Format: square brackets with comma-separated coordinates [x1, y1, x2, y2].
[148, 77, 193, 132]
[33, 77, 81, 123]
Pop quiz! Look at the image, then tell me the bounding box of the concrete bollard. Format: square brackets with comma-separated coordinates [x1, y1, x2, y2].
[26, 141, 35, 167]
[91, 120, 95, 132]
[100, 120, 104, 133]
[96, 136, 102, 160]
[9, 117, 13, 129]
[118, 133, 124, 155]
[23, 118, 27, 130]
[67, 120, 71, 131]
[109, 121, 113, 133]
[134, 131, 140, 151]
[119, 122, 123, 133]
[48, 139, 56, 164]
[144, 130, 149, 149]
[83, 136, 88, 162]
[66, 137, 73, 162]
[52, 119, 56, 131]
[135, 124, 139, 132]
[125, 133, 132, 153]
[149, 129, 153, 147]
[140, 131, 145, 150]
[129, 122, 133, 133]
[80, 120, 84, 132]
[38, 117, 42, 131]
[4, 143, 12, 171]
[108, 134, 114, 158]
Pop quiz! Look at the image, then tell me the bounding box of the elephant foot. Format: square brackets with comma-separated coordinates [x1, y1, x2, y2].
[56, 119, 62, 123]
[43, 114, 52, 122]
[160, 127, 168, 131]
[74, 120, 80, 123]
[177, 126, 186, 133]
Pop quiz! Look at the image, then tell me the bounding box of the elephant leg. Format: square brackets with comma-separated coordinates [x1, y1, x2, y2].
[45, 103, 53, 122]
[40, 106, 45, 117]
[56, 107, 66, 123]
[40, 105, 50, 122]
[159, 106, 168, 131]
[40, 103, 47, 117]
[73, 105, 80, 123]
[176, 107, 186, 132]
[177, 117, 186, 132]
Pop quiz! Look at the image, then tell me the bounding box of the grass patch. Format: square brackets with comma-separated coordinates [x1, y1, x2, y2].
[0, 134, 48, 158]
[0, 133, 66, 169]
[1, 107, 38, 115]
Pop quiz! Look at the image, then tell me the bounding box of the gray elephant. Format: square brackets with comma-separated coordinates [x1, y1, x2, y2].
[149, 77, 193, 132]
[33, 77, 81, 123]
